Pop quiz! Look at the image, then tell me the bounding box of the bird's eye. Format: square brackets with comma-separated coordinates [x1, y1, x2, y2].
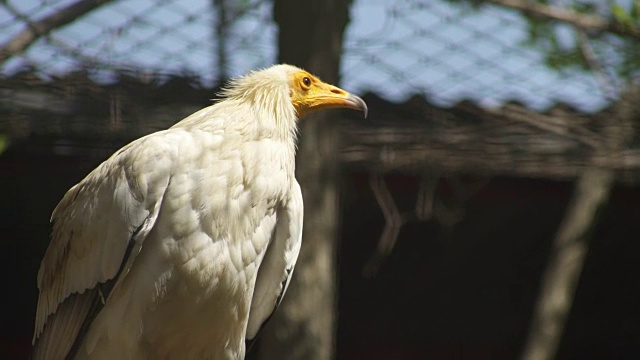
[302, 77, 311, 87]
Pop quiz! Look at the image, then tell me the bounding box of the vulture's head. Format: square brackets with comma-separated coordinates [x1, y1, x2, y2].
[220, 64, 368, 121]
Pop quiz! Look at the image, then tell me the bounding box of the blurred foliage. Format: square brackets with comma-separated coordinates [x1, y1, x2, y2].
[611, 0, 640, 28]
[447, 0, 640, 85]
[523, 16, 590, 71]
[521, 0, 640, 81]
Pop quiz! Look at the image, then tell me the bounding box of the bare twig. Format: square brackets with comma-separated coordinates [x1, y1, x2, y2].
[490, 106, 605, 150]
[415, 174, 438, 221]
[365, 173, 466, 276]
[576, 30, 618, 100]
[433, 176, 489, 228]
[363, 174, 407, 277]
[0, 0, 115, 64]
[486, 0, 640, 40]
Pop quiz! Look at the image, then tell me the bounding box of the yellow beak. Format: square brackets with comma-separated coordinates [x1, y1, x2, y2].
[296, 83, 368, 119]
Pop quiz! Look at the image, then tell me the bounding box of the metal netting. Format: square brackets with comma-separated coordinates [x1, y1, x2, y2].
[0, 0, 276, 84]
[0, 0, 620, 112]
[342, 0, 611, 111]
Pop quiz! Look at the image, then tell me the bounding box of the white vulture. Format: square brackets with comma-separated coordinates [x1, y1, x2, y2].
[32, 64, 367, 360]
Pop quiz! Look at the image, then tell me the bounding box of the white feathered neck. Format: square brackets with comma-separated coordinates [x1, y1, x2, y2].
[214, 64, 301, 142]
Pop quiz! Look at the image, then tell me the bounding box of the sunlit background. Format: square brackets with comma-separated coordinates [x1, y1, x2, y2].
[1, 1, 639, 359]
[0, 0, 618, 111]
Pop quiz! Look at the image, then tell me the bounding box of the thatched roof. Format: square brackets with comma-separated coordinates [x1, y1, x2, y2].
[2, 72, 639, 182]
[342, 90, 640, 182]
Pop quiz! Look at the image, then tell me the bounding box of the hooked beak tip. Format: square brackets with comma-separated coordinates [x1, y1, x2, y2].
[348, 94, 368, 119]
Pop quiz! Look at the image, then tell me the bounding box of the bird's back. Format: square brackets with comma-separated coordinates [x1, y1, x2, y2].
[34, 104, 297, 359]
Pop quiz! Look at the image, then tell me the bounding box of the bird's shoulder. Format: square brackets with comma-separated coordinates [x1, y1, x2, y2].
[34, 129, 193, 340]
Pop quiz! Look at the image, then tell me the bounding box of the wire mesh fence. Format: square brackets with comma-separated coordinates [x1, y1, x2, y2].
[0, 0, 627, 113]
[0, 0, 275, 84]
[342, 0, 612, 111]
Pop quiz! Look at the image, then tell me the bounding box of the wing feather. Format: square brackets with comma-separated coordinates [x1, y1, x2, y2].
[32, 289, 97, 359]
[32, 131, 180, 358]
[246, 180, 303, 341]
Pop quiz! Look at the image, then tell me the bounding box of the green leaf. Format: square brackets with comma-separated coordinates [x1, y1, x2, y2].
[611, 4, 631, 25]
[631, 0, 640, 21]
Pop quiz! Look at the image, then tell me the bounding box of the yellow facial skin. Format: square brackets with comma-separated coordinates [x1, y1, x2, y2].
[289, 71, 368, 119]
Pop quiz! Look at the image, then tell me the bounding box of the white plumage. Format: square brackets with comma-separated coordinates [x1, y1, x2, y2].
[32, 64, 367, 360]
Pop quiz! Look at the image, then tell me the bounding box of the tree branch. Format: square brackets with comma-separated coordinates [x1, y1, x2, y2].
[520, 167, 614, 360]
[0, 0, 115, 64]
[521, 86, 639, 360]
[486, 0, 640, 40]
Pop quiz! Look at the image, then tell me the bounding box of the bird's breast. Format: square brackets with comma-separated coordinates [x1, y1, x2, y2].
[131, 132, 294, 358]
[137, 209, 278, 359]
[156, 132, 293, 289]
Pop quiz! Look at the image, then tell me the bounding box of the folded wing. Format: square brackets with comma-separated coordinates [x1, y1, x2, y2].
[32, 132, 179, 359]
[246, 180, 303, 342]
